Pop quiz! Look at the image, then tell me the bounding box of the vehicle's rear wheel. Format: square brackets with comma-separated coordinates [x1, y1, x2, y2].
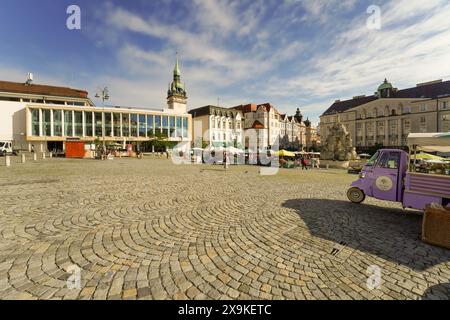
[347, 187, 365, 204]
[2, 151, 6, 157]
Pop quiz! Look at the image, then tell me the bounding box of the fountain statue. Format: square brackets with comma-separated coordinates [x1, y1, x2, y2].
[321, 116, 357, 161]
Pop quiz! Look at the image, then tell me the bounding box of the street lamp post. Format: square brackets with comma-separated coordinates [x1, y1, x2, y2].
[95, 87, 110, 152]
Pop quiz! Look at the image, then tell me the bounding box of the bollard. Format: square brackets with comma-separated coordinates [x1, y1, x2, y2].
[42, 152, 46, 160]
[326, 164, 329, 170]
[5, 156, 11, 167]
[49, 152, 53, 159]
[33, 153, 37, 161]
[21, 153, 26, 163]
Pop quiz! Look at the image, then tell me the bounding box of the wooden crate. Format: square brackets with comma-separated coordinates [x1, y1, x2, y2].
[422, 206, 450, 249]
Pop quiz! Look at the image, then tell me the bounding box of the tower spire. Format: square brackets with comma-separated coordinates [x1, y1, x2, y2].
[167, 51, 187, 101]
[174, 50, 180, 78]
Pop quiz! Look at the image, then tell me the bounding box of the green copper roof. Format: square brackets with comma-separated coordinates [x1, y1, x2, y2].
[174, 59, 180, 77]
[378, 78, 393, 91]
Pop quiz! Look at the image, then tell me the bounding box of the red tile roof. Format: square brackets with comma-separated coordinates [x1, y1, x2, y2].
[258, 103, 275, 112]
[0, 80, 89, 99]
[251, 120, 265, 129]
[231, 103, 257, 113]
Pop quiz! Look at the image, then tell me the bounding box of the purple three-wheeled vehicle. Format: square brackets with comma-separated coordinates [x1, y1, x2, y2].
[347, 133, 450, 211]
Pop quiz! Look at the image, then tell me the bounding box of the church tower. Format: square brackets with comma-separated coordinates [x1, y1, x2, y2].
[167, 57, 188, 114]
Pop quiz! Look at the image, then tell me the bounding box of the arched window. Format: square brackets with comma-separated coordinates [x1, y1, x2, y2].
[391, 109, 396, 116]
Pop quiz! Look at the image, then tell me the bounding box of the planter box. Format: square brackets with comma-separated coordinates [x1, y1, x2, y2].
[422, 206, 450, 249]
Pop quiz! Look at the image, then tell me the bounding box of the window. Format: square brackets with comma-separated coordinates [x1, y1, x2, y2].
[154, 115, 161, 133]
[85, 112, 93, 136]
[441, 101, 449, 110]
[378, 152, 400, 169]
[176, 117, 182, 138]
[130, 114, 138, 137]
[442, 115, 450, 132]
[139, 114, 146, 137]
[74, 111, 83, 137]
[404, 119, 410, 132]
[122, 113, 130, 137]
[42, 109, 51, 136]
[113, 113, 121, 137]
[366, 152, 379, 167]
[420, 104, 428, 112]
[54, 110, 62, 136]
[169, 116, 176, 137]
[31, 109, 40, 136]
[182, 117, 188, 138]
[94, 112, 103, 137]
[104, 113, 112, 136]
[47, 100, 65, 105]
[65, 110, 73, 136]
[162, 116, 168, 137]
[147, 115, 154, 136]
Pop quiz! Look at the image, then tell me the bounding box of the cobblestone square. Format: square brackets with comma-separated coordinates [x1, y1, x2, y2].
[0, 158, 449, 300]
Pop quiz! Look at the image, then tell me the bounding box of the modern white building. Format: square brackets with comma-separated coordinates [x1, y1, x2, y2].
[0, 61, 192, 153]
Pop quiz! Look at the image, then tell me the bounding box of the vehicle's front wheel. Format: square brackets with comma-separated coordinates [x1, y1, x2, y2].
[347, 187, 365, 204]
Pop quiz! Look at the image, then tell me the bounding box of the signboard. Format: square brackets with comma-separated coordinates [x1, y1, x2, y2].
[375, 176, 393, 191]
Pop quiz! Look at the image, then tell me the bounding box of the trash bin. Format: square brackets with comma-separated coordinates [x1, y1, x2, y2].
[422, 205, 450, 249]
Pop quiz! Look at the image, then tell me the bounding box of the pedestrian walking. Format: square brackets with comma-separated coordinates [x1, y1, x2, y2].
[223, 151, 229, 170]
[31, 144, 35, 153]
[301, 157, 308, 170]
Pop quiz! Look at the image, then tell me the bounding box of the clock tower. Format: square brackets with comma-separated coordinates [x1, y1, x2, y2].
[167, 58, 187, 114]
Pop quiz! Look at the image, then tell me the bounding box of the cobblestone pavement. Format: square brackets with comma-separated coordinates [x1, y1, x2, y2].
[0, 158, 449, 300]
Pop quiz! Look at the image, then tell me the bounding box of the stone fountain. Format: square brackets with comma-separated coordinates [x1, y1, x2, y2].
[321, 116, 357, 167]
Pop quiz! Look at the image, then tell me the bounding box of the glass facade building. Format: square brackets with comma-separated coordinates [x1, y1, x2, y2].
[28, 107, 190, 142]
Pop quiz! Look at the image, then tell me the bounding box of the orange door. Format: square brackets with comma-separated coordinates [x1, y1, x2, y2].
[65, 142, 85, 158]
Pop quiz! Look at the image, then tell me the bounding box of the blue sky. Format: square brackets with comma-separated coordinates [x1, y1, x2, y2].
[1, 0, 450, 125]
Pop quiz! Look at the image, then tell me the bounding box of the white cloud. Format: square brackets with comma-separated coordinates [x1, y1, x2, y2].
[11, 0, 447, 127]
[262, 0, 450, 123]
[192, 0, 238, 34]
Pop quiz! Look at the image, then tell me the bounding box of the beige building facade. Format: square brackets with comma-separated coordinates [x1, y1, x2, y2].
[189, 105, 244, 148]
[232, 104, 317, 151]
[320, 79, 450, 150]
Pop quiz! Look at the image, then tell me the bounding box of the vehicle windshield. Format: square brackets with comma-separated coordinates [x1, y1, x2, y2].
[0, 142, 5, 148]
[365, 151, 379, 167]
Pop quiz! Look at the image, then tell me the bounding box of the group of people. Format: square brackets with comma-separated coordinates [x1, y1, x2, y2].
[298, 155, 320, 170]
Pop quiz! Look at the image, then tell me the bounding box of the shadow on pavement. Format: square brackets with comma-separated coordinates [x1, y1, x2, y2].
[282, 199, 450, 271]
[421, 283, 450, 300]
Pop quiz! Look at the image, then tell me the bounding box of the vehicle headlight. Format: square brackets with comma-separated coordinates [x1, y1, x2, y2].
[359, 172, 366, 178]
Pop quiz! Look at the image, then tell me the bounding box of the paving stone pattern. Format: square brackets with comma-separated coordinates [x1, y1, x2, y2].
[0, 158, 449, 300]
